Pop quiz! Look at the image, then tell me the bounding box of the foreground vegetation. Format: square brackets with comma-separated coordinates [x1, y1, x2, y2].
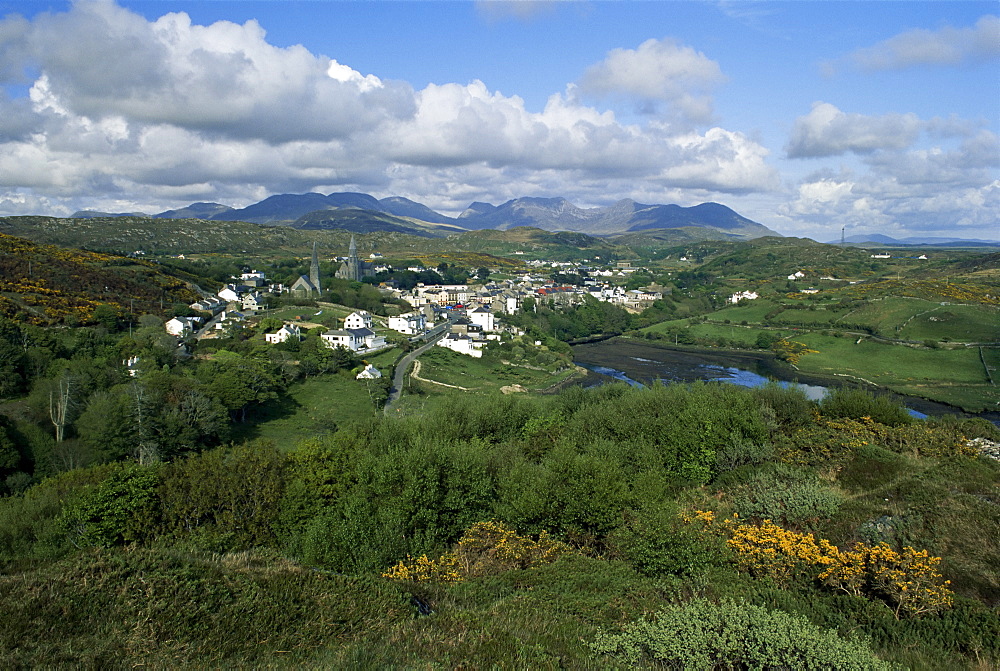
[1, 382, 998, 668]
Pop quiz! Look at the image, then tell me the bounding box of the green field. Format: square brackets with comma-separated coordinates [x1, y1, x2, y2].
[231, 371, 384, 446]
[400, 347, 580, 401]
[709, 295, 999, 344]
[793, 334, 999, 411]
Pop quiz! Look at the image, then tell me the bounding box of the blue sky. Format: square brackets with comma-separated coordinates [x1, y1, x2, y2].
[0, 1, 996, 240]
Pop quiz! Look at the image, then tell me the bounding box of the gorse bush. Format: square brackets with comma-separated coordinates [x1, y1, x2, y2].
[592, 598, 898, 670]
[382, 520, 571, 582]
[691, 512, 955, 619]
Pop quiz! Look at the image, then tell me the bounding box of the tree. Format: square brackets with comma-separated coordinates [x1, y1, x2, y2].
[48, 373, 76, 443]
[91, 304, 122, 331]
[198, 351, 279, 421]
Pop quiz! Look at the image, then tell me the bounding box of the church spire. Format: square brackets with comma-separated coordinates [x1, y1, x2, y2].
[309, 241, 321, 294]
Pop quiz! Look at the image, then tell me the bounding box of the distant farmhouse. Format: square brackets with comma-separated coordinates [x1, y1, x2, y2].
[335, 236, 376, 281]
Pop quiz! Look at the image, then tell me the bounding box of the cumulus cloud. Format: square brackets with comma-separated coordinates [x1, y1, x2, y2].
[11, 1, 415, 143]
[779, 132, 1000, 238]
[0, 0, 778, 217]
[786, 102, 922, 158]
[848, 15, 1000, 70]
[577, 38, 726, 125]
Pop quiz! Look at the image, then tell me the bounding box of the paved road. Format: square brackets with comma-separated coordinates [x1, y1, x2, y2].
[384, 327, 447, 413]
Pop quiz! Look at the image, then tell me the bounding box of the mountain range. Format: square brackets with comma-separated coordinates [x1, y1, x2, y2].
[71, 192, 776, 239]
[832, 234, 1000, 248]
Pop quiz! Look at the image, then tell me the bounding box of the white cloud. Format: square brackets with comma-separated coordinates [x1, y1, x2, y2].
[577, 38, 726, 125]
[13, 2, 415, 143]
[779, 131, 1000, 238]
[849, 15, 1000, 70]
[786, 102, 922, 158]
[0, 1, 780, 218]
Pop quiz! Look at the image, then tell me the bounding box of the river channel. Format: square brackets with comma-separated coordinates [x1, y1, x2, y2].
[571, 338, 997, 423]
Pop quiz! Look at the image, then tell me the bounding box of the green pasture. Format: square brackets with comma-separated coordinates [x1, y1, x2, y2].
[767, 308, 840, 327]
[712, 300, 781, 322]
[793, 334, 1000, 411]
[643, 318, 795, 347]
[232, 371, 382, 446]
[898, 303, 1000, 343]
[833, 298, 999, 342]
[408, 347, 579, 395]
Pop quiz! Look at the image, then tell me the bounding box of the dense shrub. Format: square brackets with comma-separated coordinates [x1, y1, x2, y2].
[751, 382, 816, 428]
[158, 440, 286, 550]
[592, 598, 897, 670]
[59, 462, 161, 548]
[563, 382, 770, 485]
[608, 504, 729, 577]
[820, 387, 912, 426]
[729, 463, 844, 530]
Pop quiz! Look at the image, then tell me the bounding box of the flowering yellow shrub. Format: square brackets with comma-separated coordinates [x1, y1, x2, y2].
[771, 339, 818, 365]
[381, 553, 462, 583]
[382, 521, 571, 583]
[685, 510, 953, 618]
[779, 415, 976, 465]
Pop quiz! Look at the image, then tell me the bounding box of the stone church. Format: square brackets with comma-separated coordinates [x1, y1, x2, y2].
[290, 242, 322, 295]
[335, 235, 376, 282]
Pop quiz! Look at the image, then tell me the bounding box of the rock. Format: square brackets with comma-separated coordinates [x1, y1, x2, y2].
[968, 437, 1000, 461]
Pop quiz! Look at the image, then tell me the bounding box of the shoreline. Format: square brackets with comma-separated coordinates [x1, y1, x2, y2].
[572, 336, 999, 423]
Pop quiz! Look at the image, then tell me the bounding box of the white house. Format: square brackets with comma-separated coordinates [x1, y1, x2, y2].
[265, 323, 301, 344]
[344, 311, 374, 330]
[123, 356, 141, 377]
[388, 312, 426, 335]
[729, 290, 759, 304]
[437, 332, 485, 358]
[218, 284, 242, 302]
[356, 364, 382, 379]
[786, 271, 806, 280]
[165, 316, 198, 337]
[190, 297, 225, 314]
[870, 253, 891, 259]
[321, 327, 387, 353]
[241, 292, 266, 312]
[468, 306, 496, 332]
[215, 310, 245, 330]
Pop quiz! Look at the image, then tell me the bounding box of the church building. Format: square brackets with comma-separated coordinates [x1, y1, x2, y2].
[291, 242, 322, 295]
[335, 235, 376, 282]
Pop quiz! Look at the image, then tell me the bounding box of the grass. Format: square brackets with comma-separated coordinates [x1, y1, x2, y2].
[231, 371, 382, 446]
[793, 334, 1000, 411]
[411, 347, 579, 393]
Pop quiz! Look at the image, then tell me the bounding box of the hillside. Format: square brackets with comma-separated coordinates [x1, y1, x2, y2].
[292, 209, 466, 237]
[0, 215, 448, 258]
[429, 226, 626, 261]
[0, 233, 202, 325]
